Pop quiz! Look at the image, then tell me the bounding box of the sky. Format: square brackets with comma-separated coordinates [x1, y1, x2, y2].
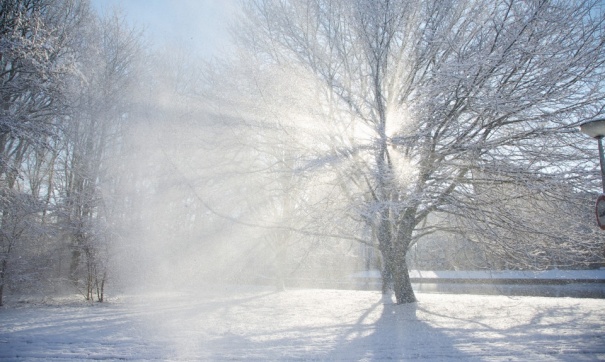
[90, 0, 238, 58]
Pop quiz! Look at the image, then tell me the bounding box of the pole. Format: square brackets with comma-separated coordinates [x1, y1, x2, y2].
[597, 136, 605, 194]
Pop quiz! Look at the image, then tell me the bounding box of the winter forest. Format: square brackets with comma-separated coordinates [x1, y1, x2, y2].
[1, 0, 605, 310]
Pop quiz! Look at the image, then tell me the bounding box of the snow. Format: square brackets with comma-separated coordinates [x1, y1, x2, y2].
[1, 287, 604, 361]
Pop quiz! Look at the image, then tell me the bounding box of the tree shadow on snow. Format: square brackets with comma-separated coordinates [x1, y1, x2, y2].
[135, 291, 605, 361]
[323, 301, 475, 361]
[383, 299, 605, 362]
[174, 294, 472, 361]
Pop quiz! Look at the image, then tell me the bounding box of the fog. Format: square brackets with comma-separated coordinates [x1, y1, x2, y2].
[103, 48, 366, 294]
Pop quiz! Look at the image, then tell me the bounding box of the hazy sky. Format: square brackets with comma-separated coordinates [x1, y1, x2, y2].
[90, 0, 237, 58]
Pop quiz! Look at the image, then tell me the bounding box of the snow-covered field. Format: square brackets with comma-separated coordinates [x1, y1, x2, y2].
[1, 287, 604, 361]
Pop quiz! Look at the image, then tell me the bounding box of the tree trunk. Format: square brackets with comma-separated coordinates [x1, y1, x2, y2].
[0, 257, 7, 306]
[69, 237, 81, 285]
[377, 209, 394, 296]
[96, 271, 106, 302]
[393, 258, 416, 304]
[393, 210, 417, 304]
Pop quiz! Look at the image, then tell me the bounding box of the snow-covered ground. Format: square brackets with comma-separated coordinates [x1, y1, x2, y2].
[1, 287, 604, 361]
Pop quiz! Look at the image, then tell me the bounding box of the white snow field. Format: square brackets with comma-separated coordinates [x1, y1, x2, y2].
[1, 287, 604, 361]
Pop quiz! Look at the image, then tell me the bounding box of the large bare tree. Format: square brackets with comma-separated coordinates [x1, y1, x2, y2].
[231, 0, 605, 304]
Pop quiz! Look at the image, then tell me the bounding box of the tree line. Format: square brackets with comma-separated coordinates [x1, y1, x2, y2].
[0, 0, 143, 304]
